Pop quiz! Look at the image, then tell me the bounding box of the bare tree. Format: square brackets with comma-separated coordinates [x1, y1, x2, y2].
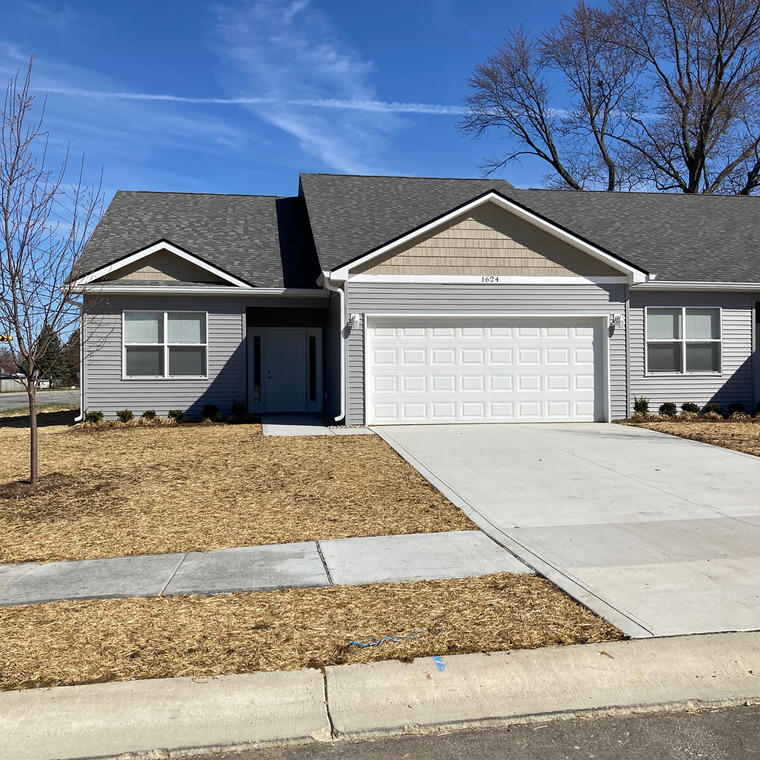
[461, 0, 760, 194]
[0, 55, 102, 485]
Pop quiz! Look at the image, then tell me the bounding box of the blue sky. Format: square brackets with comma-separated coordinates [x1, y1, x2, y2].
[2, 0, 573, 202]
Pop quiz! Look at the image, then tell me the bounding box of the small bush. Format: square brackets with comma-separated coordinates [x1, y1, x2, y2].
[231, 400, 246, 418]
[141, 409, 157, 420]
[729, 411, 751, 421]
[727, 402, 746, 416]
[701, 411, 724, 421]
[201, 404, 219, 419]
[633, 396, 649, 415]
[84, 410, 103, 424]
[679, 410, 699, 421]
[168, 409, 185, 422]
[702, 403, 723, 416]
[681, 402, 700, 413]
[116, 409, 134, 423]
[658, 402, 677, 417]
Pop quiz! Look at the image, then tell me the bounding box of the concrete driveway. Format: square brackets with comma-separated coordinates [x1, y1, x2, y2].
[377, 424, 760, 638]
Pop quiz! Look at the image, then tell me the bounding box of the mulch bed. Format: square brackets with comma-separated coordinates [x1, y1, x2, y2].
[626, 420, 760, 457]
[0, 573, 622, 691]
[0, 423, 474, 564]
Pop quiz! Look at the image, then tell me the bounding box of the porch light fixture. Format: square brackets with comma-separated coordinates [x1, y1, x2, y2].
[609, 314, 622, 327]
[347, 313, 361, 329]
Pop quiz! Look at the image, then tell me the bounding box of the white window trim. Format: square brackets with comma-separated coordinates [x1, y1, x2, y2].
[122, 310, 209, 381]
[644, 306, 722, 376]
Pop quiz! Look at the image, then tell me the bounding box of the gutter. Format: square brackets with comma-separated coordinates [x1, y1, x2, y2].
[320, 273, 346, 424]
[75, 301, 84, 423]
[631, 281, 760, 291]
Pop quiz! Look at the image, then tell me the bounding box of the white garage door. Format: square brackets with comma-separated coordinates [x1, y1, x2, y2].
[367, 317, 604, 424]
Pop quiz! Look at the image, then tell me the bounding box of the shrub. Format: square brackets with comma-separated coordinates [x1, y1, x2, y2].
[116, 409, 134, 423]
[658, 402, 677, 417]
[701, 411, 724, 421]
[633, 396, 649, 415]
[679, 410, 699, 421]
[729, 411, 751, 421]
[168, 409, 185, 422]
[141, 409, 156, 420]
[727, 402, 746, 416]
[201, 404, 219, 419]
[84, 410, 103, 424]
[702, 403, 723, 416]
[681, 402, 700, 413]
[231, 400, 246, 418]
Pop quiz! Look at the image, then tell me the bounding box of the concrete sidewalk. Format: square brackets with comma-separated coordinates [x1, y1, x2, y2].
[2, 631, 758, 760]
[0, 530, 530, 606]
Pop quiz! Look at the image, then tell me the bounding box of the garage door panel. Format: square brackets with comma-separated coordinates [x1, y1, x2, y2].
[367, 317, 603, 424]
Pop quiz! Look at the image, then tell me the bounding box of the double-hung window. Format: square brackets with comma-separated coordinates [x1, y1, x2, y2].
[124, 311, 207, 378]
[646, 307, 721, 374]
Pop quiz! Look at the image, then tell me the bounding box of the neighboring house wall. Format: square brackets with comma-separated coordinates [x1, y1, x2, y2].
[344, 282, 628, 425]
[82, 294, 248, 417]
[629, 290, 757, 411]
[102, 252, 227, 283]
[358, 205, 621, 278]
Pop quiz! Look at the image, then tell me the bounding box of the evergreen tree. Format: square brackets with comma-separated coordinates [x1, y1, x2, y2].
[35, 325, 66, 385]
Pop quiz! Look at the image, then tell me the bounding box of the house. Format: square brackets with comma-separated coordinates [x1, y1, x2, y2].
[71, 174, 760, 424]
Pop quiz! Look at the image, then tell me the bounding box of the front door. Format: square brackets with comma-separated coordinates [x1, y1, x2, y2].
[265, 328, 307, 412]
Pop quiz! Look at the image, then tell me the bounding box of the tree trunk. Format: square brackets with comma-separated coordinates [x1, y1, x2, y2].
[28, 383, 38, 486]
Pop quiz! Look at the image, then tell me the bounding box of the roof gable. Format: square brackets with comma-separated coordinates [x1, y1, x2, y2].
[329, 191, 647, 282]
[73, 241, 250, 287]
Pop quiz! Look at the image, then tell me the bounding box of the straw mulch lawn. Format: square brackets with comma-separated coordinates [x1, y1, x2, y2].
[630, 420, 760, 457]
[0, 573, 622, 691]
[0, 421, 473, 564]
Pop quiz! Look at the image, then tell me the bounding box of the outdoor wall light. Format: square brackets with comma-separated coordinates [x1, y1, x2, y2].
[347, 313, 361, 329]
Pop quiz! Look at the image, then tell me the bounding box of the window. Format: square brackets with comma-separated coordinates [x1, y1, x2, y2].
[646, 307, 721, 374]
[124, 311, 207, 378]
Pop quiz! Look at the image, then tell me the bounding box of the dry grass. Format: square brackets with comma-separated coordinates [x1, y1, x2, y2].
[630, 420, 760, 457]
[0, 573, 622, 691]
[0, 422, 474, 564]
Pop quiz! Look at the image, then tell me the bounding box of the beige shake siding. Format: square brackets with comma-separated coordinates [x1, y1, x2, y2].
[358, 204, 620, 278]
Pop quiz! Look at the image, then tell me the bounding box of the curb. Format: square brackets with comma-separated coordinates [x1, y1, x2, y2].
[2, 632, 759, 760]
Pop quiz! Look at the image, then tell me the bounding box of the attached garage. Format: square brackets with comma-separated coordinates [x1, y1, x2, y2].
[366, 316, 607, 424]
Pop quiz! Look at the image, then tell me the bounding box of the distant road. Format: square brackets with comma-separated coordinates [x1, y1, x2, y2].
[0, 389, 79, 412]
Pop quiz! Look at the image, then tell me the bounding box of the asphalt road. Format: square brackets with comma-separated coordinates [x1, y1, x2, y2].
[0, 389, 79, 411]
[202, 706, 760, 760]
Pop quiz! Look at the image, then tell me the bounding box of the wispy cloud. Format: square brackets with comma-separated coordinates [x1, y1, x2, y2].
[41, 86, 465, 115]
[213, 0, 427, 173]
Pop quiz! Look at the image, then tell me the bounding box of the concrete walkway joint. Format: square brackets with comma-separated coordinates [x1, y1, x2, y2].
[0, 530, 530, 607]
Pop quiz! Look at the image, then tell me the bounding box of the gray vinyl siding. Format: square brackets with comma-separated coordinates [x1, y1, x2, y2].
[629, 290, 757, 412]
[345, 282, 628, 425]
[324, 291, 343, 420]
[82, 295, 248, 417]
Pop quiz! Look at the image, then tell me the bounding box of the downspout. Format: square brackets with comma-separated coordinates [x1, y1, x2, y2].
[75, 301, 84, 423]
[322, 273, 346, 423]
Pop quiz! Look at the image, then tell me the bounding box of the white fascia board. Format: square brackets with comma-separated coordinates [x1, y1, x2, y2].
[632, 281, 760, 291]
[348, 274, 628, 285]
[330, 192, 649, 283]
[72, 284, 329, 298]
[72, 241, 252, 288]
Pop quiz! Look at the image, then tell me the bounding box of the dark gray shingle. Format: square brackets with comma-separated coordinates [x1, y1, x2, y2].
[77, 191, 320, 289]
[300, 174, 760, 282]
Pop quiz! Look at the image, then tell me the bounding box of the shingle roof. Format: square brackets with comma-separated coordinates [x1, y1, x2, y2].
[299, 174, 515, 272]
[300, 174, 760, 282]
[79, 175, 760, 288]
[76, 191, 321, 289]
